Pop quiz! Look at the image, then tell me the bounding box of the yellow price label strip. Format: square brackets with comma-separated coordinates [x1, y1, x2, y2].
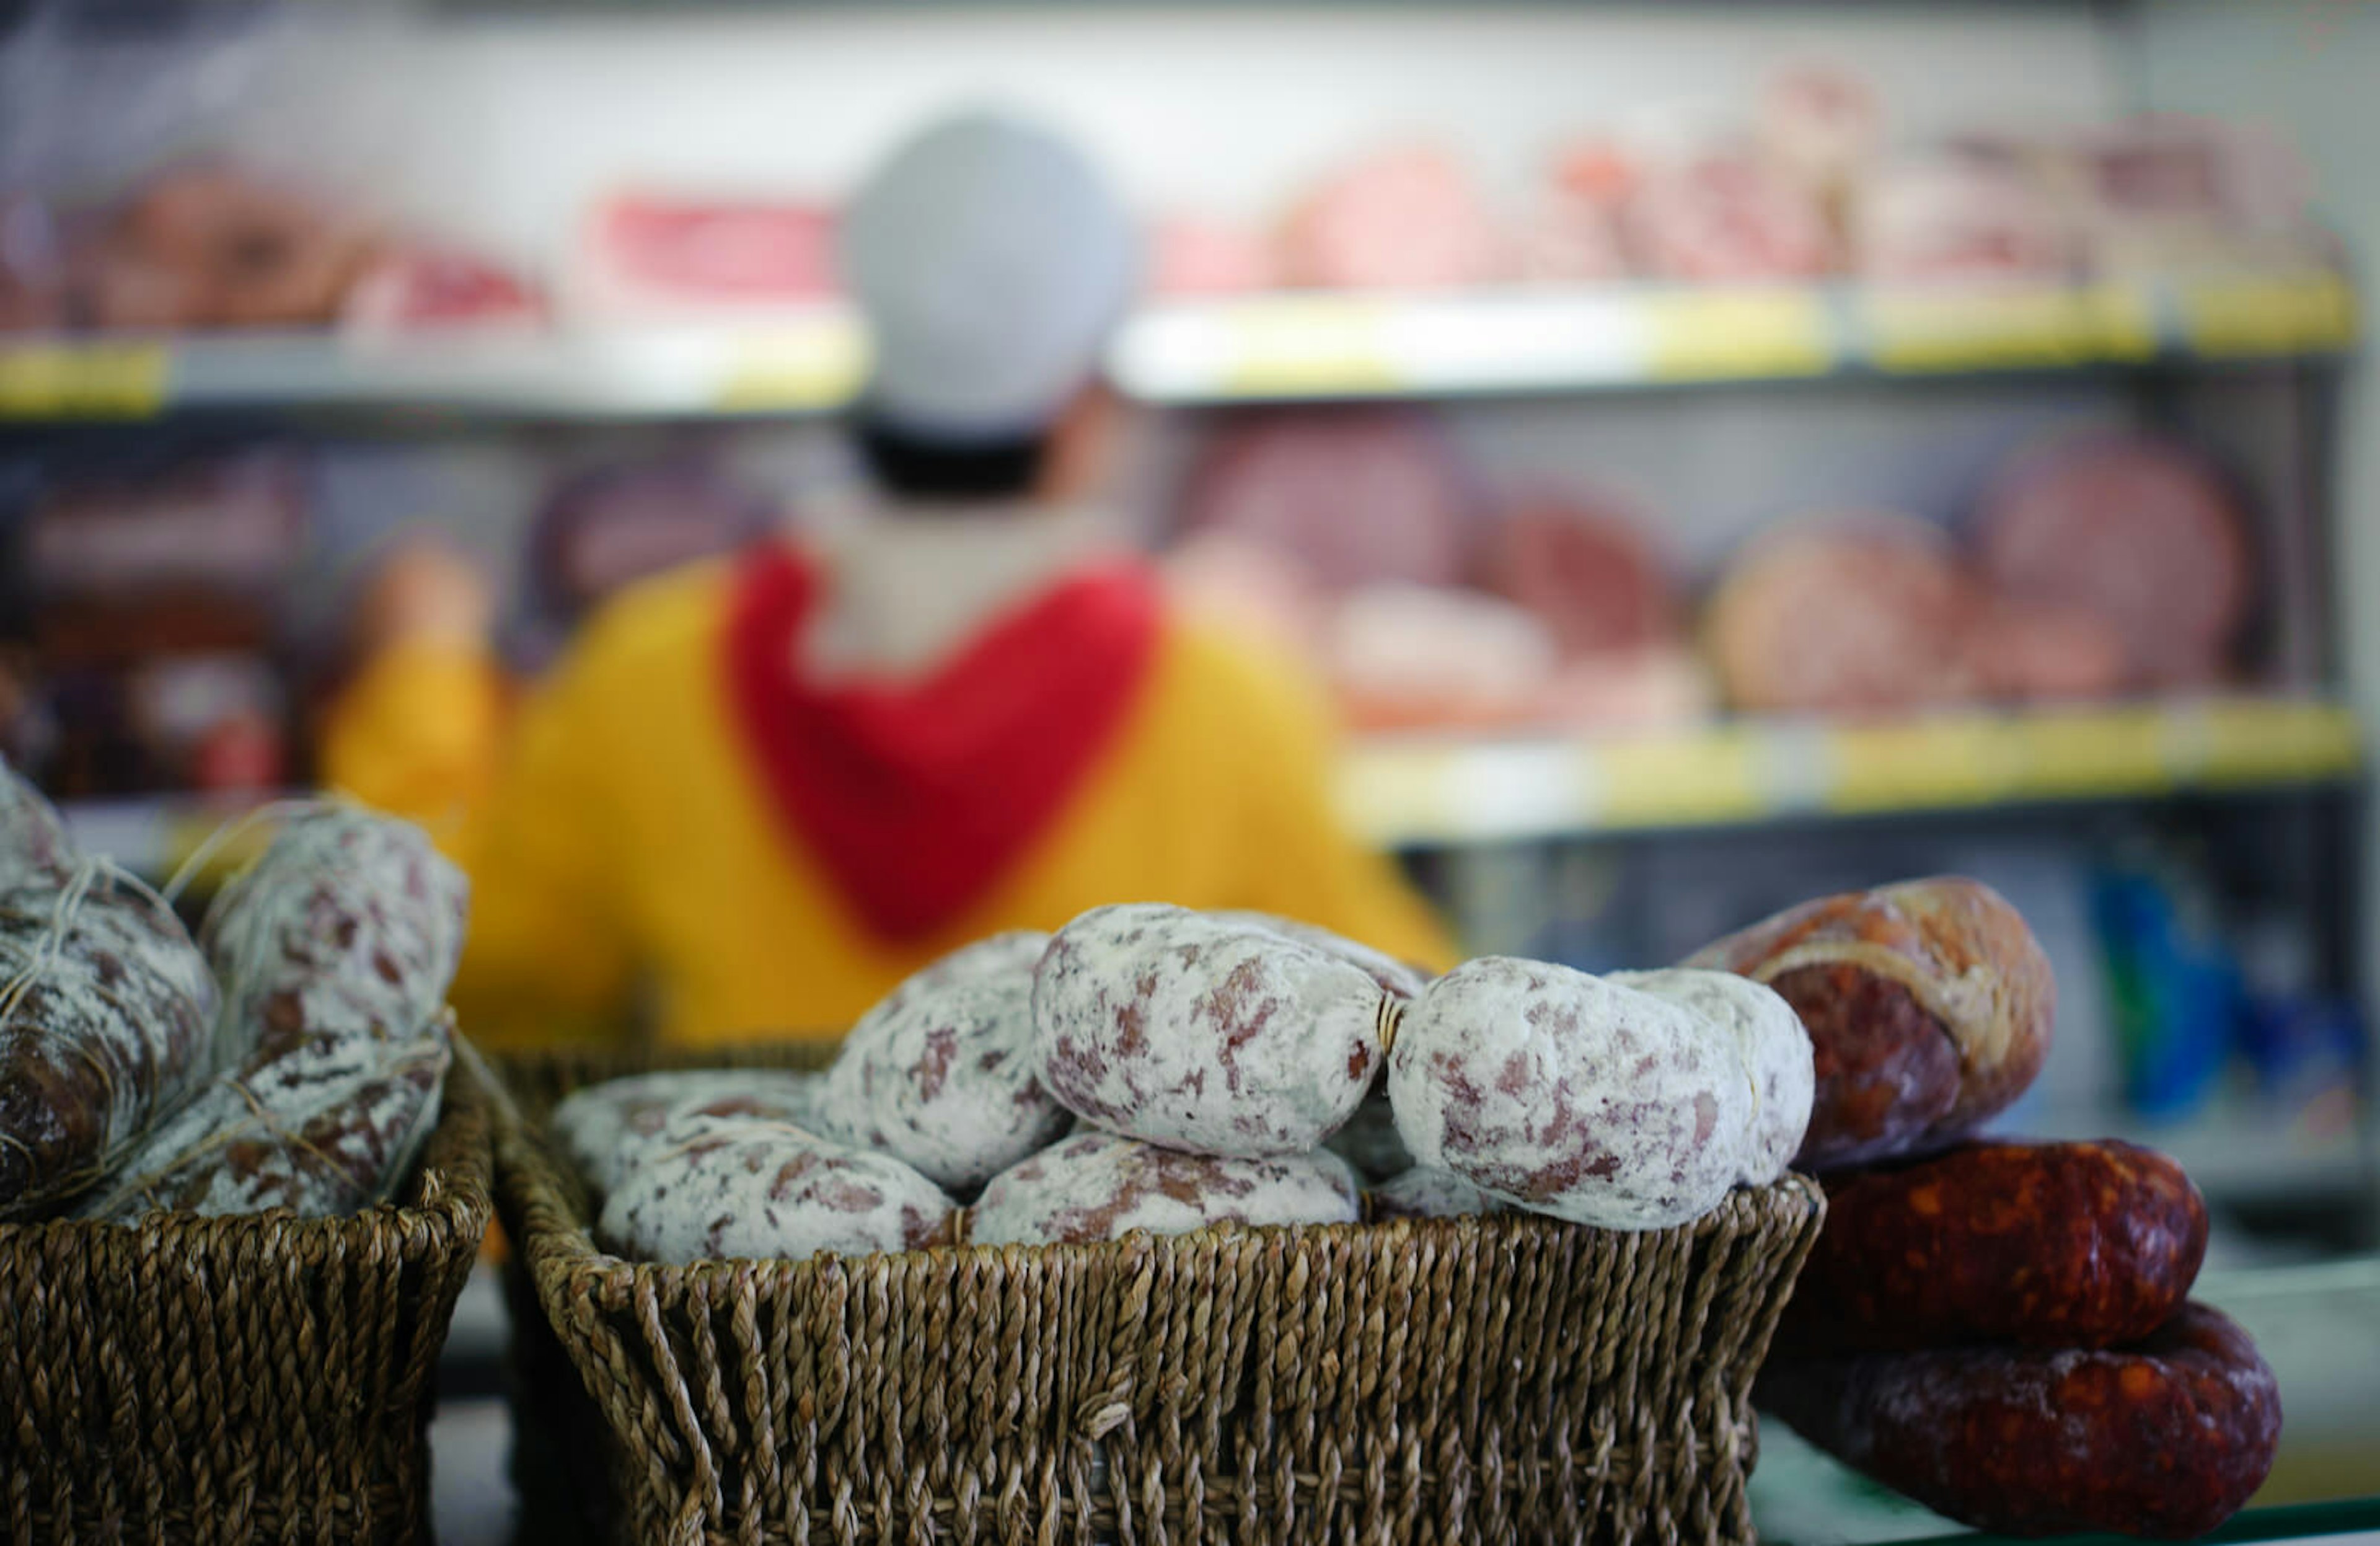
[1827, 717, 2021, 813]
[1589, 730, 1766, 828]
[2185, 700, 2361, 787]
[2006, 707, 2172, 799]
[716, 319, 869, 411]
[2177, 272, 2357, 358]
[1338, 744, 1458, 846]
[0, 342, 169, 419]
[1219, 298, 1397, 395]
[1642, 289, 1832, 381]
[1864, 283, 2156, 373]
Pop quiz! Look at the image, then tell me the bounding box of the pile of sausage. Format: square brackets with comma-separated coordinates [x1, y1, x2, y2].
[561, 901, 1818, 1264]
[1699, 877, 2282, 1539]
[1707, 435, 2254, 716]
[0, 759, 466, 1223]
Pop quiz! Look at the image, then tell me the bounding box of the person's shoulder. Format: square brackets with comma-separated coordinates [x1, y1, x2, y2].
[565, 557, 741, 681]
[1157, 608, 1334, 727]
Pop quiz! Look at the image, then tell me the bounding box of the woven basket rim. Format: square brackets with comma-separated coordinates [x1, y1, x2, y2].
[491, 1042, 1826, 1310]
[0, 1045, 494, 1263]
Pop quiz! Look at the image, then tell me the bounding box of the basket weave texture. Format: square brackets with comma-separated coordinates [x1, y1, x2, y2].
[0, 1067, 493, 1545]
[497, 1045, 1825, 1546]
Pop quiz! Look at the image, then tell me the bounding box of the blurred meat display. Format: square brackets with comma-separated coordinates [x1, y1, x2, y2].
[87, 165, 377, 332]
[1704, 515, 1976, 716]
[1961, 594, 2132, 703]
[1854, 151, 2075, 283]
[1975, 434, 2252, 690]
[1627, 146, 1838, 283]
[2065, 117, 2330, 276]
[1480, 495, 1677, 660]
[1758, 64, 1882, 195]
[1, 163, 539, 338]
[1278, 145, 1508, 291]
[10, 449, 309, 795]
[1325, 583, 1558, 732]
[569, 192, 840, 320]
[1177, 410, 1473, 591]
[343, 247, 545, 335]
[1148, 218, 1277, 297]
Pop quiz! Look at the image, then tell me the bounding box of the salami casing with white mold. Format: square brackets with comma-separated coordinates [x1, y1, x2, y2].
[968, 1129, 1360, 1246]
[1032, 904, 1391, 1159]
[0, 862, 217, 1219]
[551, 1069, 826, 1196]
[1388, 957, 1751, 1230]
[598, 1114, 954, 1264]
[818, 931, 1068, 1191]
[1609, 967, 1814, 1185]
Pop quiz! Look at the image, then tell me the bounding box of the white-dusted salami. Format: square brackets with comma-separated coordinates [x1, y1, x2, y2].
[1610, 968, 1814, 1186]
[1032, 903, 1391, 1159]
[82, 805, 467, 1222]
[1389, 958, 1752, 1230]
[597, 1115, 953, 1265]
[968, 1129, 1359, 1247]
[1, 857, 217, 1219]
[1204, 911, 1427, 1000]
[551, 1068, 826, 1196]
[819, 932, 1067, 1193]
[86, 1019, 450, 1218]
[200, 805, 466, 1067]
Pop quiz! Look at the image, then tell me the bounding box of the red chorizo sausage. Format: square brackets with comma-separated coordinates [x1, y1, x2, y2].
[1779, 1139, 2208, 1354]
[1757, 1301, 2281, 1539]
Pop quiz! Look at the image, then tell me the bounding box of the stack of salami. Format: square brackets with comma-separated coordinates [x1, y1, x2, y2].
[2, 162, 541, 338]
[0, 758, 465, 1223]
[1167, 412, 1708, 733]
[1705, 433, 2255, 716]
[560, 901, 1823, 1264]
[1684, 877, 2281, 1540]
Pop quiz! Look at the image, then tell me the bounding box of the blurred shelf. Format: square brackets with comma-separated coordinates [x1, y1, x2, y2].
[0, 315, 869, 422]
[1340, 695, 2364, 847]
[0, 268, 2355, 423]
[1111, 269, 2357, 404]
[52, 697, 2365, 875]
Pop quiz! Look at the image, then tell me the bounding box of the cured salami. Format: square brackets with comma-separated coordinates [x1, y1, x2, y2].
[84, 805, 467, 1221]
[1758, 1302, 2280, 1539]
[1176, 411, 1473, 593]
[1683, 877, 2055, 1171]
[967, 1129, 1359, 1247]
[1704, 516, 1977, 715]
[1974, 435, 2252, 689]
[1279, 145, 1506, 292]
[1780, 1139, 2208, 1354]
[1, 857, 217, 1219]
[1481, 498, 1677, 660]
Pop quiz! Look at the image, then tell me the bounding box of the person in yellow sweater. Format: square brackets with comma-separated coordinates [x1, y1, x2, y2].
[324, 112, 1451, 1050]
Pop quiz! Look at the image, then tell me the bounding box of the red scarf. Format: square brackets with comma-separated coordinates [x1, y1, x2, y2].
[723, 544, 1161, 942]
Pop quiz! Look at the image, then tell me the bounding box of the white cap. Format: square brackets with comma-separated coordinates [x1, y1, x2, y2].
[840, 111, 1140, 443]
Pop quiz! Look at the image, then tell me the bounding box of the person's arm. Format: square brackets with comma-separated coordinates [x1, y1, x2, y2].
[1204, 630, 1459, 971]
[318, 550, 638, 1049]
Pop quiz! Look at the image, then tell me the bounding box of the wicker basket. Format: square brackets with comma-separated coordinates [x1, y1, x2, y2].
[496, 1045, 1825, 1546]
[0, 1066, 495, 1544]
